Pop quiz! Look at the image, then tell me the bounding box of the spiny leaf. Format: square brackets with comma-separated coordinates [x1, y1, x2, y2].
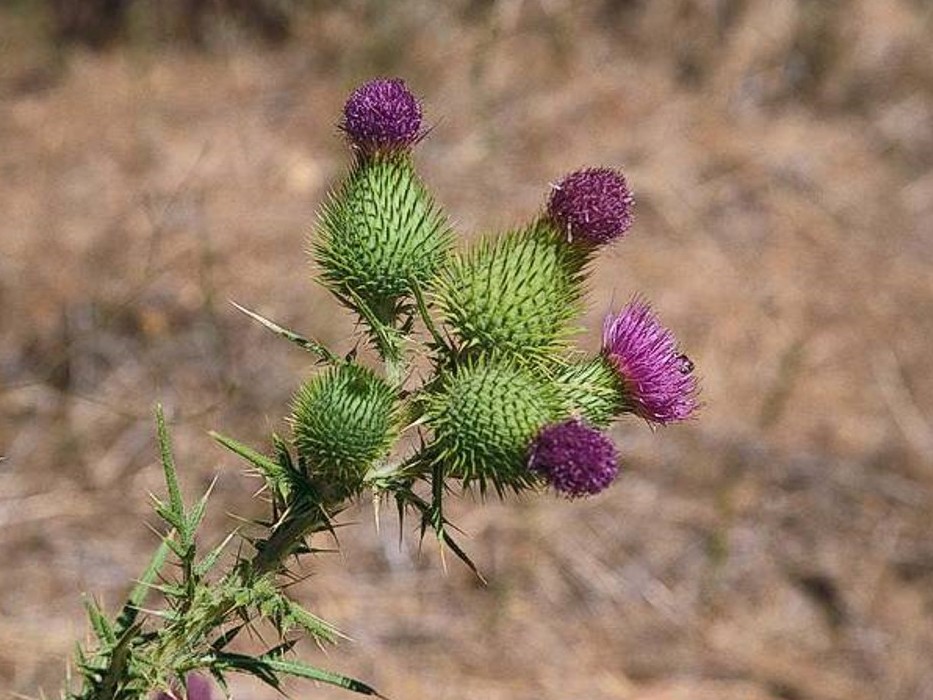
[230, 301, 339, 364]
[186, 476, 217, 535]
[98, 623, 142, 698]
[83, 598, 115, 645]
[114, 537, 172, 635]
[210, 432, 292, 500]
[155, 405, 186, 532]
[260, 655, 385, 697]
[152, 496, 186, 533]
[194, 530, 238, 578]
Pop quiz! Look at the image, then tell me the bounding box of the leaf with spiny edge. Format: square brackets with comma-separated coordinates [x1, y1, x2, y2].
[212, 649, 386, 698]
[210, 431, 291, 500]
[194, 530, 238, 578]
[113, 538, 172, 636]
[155, 405, 187, 539]
[83, 597, 116, 645]
[186, 476, 218, 536]
[230, 301, 339, 364]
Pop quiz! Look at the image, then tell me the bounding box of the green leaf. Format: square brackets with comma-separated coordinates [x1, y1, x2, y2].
[230, 301, 339, 364]
[187, 477, 217, 535]
[122, 538, 171, 617]
[98, 623, 142, 699]
[152, 496, 187, 534]
[155, 405, 185, 524]
[194, 530, 238, 578]
[260, 655, 385, 697]
[83, 597, 116, 645]
[210, 431, 290, 496]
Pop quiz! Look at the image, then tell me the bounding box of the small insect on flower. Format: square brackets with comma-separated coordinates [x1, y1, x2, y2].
[602, 299, 699, 425]
[547, 167, 635, 246]
[677, 353, 695, 374]
[340, 77, 423, 154]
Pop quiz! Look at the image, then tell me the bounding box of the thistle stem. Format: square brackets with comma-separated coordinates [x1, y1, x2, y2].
[250, 510, 327, 576]
[410, 278, 451, 354]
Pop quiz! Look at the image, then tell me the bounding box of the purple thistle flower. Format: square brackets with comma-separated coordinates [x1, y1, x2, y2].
[340, 78, 423, 154]
[528, 418, 620, 498]
[602, 299, 699, 425]
[153, 674, 213, 700]
[547, 167, 635, 245]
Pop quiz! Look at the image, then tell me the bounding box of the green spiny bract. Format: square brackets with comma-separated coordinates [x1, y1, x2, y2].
[435, 220, 589, 359]
[424, 357, 562, 495]
[291, 363, 402, 500]
[314, 154, 452, 318]
[556, 355, 626, 427]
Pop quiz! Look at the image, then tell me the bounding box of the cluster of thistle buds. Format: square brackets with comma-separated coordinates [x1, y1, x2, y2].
[294, 77, 699, 506]
[62, 78, 701, 700]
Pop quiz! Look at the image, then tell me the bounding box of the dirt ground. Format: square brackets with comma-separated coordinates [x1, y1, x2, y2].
[2, 1, 933, 698]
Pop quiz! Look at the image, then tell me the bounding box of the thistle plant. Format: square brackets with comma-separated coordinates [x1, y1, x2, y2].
[61, 77, 699, 700]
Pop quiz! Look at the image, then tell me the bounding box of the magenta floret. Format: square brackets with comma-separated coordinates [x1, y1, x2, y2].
[340, 78, 422, 154]
[548, 168, 635, 245]
[528, 418, 620, 498]
[602, 299, 698, 425]
[547, 167, 635, 245]
[154, 674, 213, 700]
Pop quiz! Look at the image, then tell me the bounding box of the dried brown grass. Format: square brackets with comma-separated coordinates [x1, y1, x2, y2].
[2, 1, 932, 698]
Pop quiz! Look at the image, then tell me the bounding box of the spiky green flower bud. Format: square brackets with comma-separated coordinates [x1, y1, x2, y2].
[290, 363, 401, 499]
[314, 155, 452, 319]
[435, 221, 588, 358]
[425, 357, 561, 495]
[555, 356, 625, 427]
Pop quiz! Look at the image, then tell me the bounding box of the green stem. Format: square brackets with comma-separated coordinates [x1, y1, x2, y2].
[409, 278, 451, 354]
[249, 509, 327, 577]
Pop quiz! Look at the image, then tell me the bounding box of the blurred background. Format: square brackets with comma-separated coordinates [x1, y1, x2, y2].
[2, 1, 933, 698]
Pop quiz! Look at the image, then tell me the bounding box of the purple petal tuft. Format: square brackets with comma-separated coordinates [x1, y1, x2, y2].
[547, 167, 634, 245]
[528, 418, 619, 498]
[151, 674, 213, 700]
[341, 78, 422, 153]
[602, 299, 699, 425]
[184, 674, 213, 700]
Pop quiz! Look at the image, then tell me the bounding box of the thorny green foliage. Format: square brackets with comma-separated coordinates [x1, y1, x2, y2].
[67, 406, 382, 700]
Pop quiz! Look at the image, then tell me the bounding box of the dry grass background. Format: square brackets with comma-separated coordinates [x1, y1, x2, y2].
[2, 1, 933, 698]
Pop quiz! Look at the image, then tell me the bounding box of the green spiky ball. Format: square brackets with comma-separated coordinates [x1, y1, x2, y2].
[314, 155, 451, 310]
[556, 356, 625, 427]
[291, 363, 401, 497]
[425, 358, 561, 494]
[435, 221, 588, 358]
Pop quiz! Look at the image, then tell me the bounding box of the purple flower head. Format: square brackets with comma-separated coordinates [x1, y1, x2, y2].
[547, 167, 635, 245]
[153, 674, 213, 700]
[340, 78, 423, 154]
[602, 299, 699, 425]
[528, 418, 619, 498]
